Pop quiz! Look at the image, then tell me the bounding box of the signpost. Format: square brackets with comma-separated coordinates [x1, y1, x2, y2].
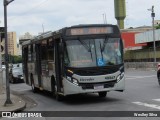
[4, 0, 14, 105]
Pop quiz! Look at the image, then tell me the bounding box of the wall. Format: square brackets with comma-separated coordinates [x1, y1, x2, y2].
[121, 32, 147, 49]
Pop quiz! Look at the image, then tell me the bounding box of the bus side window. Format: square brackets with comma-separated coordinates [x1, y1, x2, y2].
[41, 40, 48, 60]
[47, 39, 54, 61]
[28, 45, 31, 61]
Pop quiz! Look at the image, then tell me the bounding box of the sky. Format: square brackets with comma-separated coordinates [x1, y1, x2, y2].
[0, 0, 160, 37]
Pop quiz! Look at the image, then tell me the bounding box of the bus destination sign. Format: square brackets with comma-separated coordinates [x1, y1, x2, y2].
[67, 27, 113, 36]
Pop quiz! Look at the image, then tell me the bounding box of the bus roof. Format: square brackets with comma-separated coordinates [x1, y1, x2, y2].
[22, 24, 119, 46]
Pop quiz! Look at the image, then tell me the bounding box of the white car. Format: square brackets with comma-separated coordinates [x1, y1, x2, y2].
[9, 67, 24, 83]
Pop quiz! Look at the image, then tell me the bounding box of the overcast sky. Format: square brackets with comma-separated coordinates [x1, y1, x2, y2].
[0, 0, 160, 37]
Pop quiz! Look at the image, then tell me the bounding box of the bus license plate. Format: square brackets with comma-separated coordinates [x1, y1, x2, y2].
[94, 85, 104, 90]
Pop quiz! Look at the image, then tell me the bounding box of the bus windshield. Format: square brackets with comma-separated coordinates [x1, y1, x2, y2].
[64, 38, 122, 68]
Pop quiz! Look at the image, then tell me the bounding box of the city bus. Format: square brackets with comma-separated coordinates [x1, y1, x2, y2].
[22, 24, 125, 100]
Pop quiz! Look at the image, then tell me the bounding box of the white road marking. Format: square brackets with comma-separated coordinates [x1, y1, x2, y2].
[152, 99, 160, 102]
[126, 75, 156, 79]
[132, 102, 160, 110]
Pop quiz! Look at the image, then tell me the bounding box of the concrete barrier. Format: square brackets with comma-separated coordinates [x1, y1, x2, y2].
[124, 62, 158, 71]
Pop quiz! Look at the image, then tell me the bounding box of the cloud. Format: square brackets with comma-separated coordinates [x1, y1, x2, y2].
[0, 0, 160, 37]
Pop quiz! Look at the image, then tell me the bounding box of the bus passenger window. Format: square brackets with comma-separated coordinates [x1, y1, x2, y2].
[47, 40, 54, 61]
[41, 40, 47, 60]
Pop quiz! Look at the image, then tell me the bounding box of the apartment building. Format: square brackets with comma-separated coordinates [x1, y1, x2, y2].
[1, 32, 18, 55]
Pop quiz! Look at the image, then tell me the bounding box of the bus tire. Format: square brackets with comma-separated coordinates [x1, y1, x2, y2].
[55, 93, 64, 101]
[158, 73, 160, 86]
[31, 75, 38, 93]
[98, 92, 107, 98]
[51, 76, 56, 96]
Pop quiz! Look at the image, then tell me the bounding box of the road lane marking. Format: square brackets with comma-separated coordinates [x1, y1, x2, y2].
[153, 99, 160, 102]
[126, 75, 156, 79]
[132, 102, 160, 110]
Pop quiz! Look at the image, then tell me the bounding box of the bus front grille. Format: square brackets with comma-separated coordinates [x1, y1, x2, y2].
[79, 80, 117, 90]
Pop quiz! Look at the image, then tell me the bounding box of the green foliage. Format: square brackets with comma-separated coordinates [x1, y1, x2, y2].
[11, 55, 22, 63]
[156, 24, 160, 29]
[2, 54, 22, 63]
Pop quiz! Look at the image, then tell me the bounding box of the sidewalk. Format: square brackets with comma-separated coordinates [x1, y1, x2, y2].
[0, 88, 26, 117]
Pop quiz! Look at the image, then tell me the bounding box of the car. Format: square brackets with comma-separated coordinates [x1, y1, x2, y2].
[9, 67, 24, 83]
[2, 65, 5, 69]
[157, 63, 160, 85]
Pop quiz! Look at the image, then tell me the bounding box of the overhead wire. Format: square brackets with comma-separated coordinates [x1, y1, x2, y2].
[8, 0, 49, 20]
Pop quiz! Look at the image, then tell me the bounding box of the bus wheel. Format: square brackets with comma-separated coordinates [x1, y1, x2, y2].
[158, 74, 160, 86]
[98, 92, 107, 98]
[31, 76, 38, 93]
[55, 93, 64, 101]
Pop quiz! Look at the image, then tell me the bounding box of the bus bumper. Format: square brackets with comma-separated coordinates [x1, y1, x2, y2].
[63, 77, 125, 96]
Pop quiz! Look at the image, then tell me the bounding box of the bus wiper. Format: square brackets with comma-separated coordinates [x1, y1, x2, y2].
[89, 41, 93, 61]
[102, 37, 109, 52]
[78, 39, 93, 61]
[99, 41, 104, 61]
[78, 39, 91, 52]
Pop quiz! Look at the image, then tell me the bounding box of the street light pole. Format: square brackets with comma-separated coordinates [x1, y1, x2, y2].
[151, 6, 156, 63]
[148, 6, 156, 62]
[3, 0, 14, 105]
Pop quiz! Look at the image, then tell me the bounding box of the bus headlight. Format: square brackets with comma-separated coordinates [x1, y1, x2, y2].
[117, 72, 124, 82]
[72, 79, 79, 86]
[66, 76, 72, 82]
[66, 76, 79, 86]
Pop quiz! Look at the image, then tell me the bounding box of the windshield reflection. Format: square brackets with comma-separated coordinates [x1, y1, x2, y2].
[64, 38, 122, 68]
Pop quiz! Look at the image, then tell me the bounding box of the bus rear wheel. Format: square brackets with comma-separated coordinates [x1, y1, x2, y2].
[98, 92, 107, 98]
[31, 75, 38, 93]
[31, 81, 38, 93]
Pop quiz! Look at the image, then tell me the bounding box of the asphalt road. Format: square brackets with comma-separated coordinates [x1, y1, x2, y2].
[3, 69, 160, 120]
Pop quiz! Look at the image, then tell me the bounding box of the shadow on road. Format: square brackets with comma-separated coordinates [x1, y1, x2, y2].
[31, 90, 122, 105]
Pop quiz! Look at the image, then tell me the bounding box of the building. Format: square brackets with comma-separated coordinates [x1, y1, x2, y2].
[121, 32, 147, 51]
[120, 26, 151, 51]
[1, 32, 18, 56]
[135, 28, 160, 47]
[19, 32, 35, 55]
[8, 32, 18, 55]
[19, 32, 34, 44]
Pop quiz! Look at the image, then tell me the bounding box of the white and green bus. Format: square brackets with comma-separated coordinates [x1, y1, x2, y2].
[22, 24, 125, 100]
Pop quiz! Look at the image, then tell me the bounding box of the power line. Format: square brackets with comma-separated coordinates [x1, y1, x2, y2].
[8, 0, 49, 20]
[20, 0, 49, 15]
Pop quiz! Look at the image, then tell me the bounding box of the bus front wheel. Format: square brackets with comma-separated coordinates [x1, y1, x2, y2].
[98, 92, 107, 98]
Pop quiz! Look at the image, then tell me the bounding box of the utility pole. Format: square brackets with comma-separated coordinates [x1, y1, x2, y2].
[102, 13, 107, 24]
[42, 23, 44, 33]
[3, 0, 14, 106]
[148, 6, 156, 62]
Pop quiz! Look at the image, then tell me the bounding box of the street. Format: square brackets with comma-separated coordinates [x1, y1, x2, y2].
[0, 69, 158, 120]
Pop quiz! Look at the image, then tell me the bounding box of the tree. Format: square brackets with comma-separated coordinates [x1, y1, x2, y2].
[156, 24, 160, 29]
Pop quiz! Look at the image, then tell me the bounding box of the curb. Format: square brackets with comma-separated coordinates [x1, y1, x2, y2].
[0, 94, 26, 117]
